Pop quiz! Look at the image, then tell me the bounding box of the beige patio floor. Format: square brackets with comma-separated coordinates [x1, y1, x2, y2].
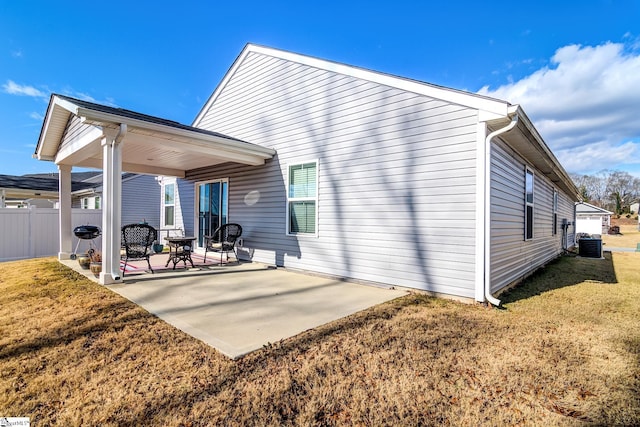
[61, 257, 408, 359]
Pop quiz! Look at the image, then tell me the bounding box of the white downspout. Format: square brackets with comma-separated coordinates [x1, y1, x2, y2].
[484, 114, 519, 306]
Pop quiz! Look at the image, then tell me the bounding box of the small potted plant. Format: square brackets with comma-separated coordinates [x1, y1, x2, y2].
[153, 240, 164, 253]
[77, 253, 91, 269]
[88, 249, 102, 277]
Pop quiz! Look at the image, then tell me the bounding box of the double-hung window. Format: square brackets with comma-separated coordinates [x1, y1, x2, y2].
[287, 161, 318, 235]
[552, 190, 558, 235]
[525, 169, 534, 240]
[164, 183, 175, 227]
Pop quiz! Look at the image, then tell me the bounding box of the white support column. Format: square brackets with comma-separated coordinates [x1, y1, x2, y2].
[58, 164, 73, 260]
[99, 126, 125, 284]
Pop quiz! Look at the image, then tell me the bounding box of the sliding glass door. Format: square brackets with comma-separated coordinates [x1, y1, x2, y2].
[197, 180, 228, 247]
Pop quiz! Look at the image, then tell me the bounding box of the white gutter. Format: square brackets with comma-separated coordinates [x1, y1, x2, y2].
[484, 114, 519, 306]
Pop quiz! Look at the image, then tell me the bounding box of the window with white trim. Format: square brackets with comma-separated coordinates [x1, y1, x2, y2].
[163, 183, 175, 227]
[525, 169, 534, 240]
[287, 161, 317, 235]
[552, 190, 558, 235]
[94, 196, 101, 210]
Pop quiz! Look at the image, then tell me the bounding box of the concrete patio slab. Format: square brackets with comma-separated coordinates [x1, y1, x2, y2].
[61, 259, 408, 359]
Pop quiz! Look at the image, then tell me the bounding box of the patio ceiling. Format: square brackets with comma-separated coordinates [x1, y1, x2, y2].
[35, 94, 275, 177]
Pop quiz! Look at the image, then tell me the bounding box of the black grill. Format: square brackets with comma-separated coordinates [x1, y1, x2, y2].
[74, 225, 101, 240]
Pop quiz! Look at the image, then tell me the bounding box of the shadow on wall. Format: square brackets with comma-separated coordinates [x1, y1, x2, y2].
[230, 153, 301, 266]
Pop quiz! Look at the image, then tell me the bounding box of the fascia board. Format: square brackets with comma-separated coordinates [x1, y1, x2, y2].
[505, 106, 579, 198]
[55, 127, 103, 165]
[79, 109, 275, 159]
[193, 44, 254, 127]
[575, 202, 613, 215]
[0, 188, 60, 199]
[36, 101, 71, 161]
[71, 157, 186, 178]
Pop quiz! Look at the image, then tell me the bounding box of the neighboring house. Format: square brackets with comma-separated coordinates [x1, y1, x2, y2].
[73, 173, 161, 229]
[575, 202, 612, 235]
[0, 172, 160, 229]
[35, 44, 578, 305]
[630, 202, 639, 215]
[0, 173, 96, 208]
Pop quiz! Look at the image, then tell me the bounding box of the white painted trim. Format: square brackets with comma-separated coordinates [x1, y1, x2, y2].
[79, 109, 275, 160]
[58, 165, 73, 259]
[73, 157, 186, 178]
[55, 127, 103, 165]
[525, 167, 535, 241]
[474, 120, 487, 302]
[286, 159, 319, 237]
[193, 178, 230, 250]
[162, 181, 176, 228]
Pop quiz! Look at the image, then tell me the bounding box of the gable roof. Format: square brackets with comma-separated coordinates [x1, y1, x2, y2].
[23, 171, 102, 182]
[35, 94, 276, 177]
[576, 202, 613, 215]
[0, 174, 97, 199]
[194, 43, 578, 199]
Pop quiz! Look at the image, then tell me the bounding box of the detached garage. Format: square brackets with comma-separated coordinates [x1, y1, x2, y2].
[576, 202, 612, 236]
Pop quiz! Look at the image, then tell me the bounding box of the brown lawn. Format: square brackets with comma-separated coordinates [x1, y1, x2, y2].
[0, 254, 639, 426]
[602, 223, 640, 249]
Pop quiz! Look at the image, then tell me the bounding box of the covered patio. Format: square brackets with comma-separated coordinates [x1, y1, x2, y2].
[38, 94, 407, 359]
[35, 94, 276, 285]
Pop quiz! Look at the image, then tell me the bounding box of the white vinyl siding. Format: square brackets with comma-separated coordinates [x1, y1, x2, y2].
[60, 115, 100, 153]
[190, 51, 479, 297]
[120, 175, 161, 229]
[490, 139, 576, 293]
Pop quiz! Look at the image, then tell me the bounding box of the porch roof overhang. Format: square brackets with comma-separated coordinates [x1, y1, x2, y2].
[35, 94, 276, 177]
[486, 105, 579, 200]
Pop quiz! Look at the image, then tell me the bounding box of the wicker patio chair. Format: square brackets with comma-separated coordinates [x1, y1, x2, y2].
[203, 223, 243, 265]
[121, 223, 158, 276]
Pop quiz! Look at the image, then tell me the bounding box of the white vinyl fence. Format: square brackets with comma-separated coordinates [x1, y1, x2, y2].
[0, 207, 103, 262]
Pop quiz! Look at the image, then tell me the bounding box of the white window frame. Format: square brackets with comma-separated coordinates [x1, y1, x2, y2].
[163, 182, 175, 227]
[94, 196, 101, 210]
[525, 168, 534, 240]
[286, 160, 318, 236]
[552, 190, 558, 236]
[82, 197, 89, 209]
[194, 178, 229, 249]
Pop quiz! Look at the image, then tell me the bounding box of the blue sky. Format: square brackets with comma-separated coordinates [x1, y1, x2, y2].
[1, 0, 639, 177]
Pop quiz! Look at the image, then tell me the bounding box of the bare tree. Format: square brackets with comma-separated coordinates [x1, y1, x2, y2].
[606, 171, 640, 214]
[571, 170, 640, 213]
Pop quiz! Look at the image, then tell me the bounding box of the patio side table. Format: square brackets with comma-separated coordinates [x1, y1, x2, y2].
[164, 236, 196, 269]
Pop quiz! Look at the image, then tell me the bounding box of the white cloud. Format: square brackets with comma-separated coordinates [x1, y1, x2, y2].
[478, 41, 640, 175]
[29, 112, 44, 120]
[2, 80, 46, 98]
